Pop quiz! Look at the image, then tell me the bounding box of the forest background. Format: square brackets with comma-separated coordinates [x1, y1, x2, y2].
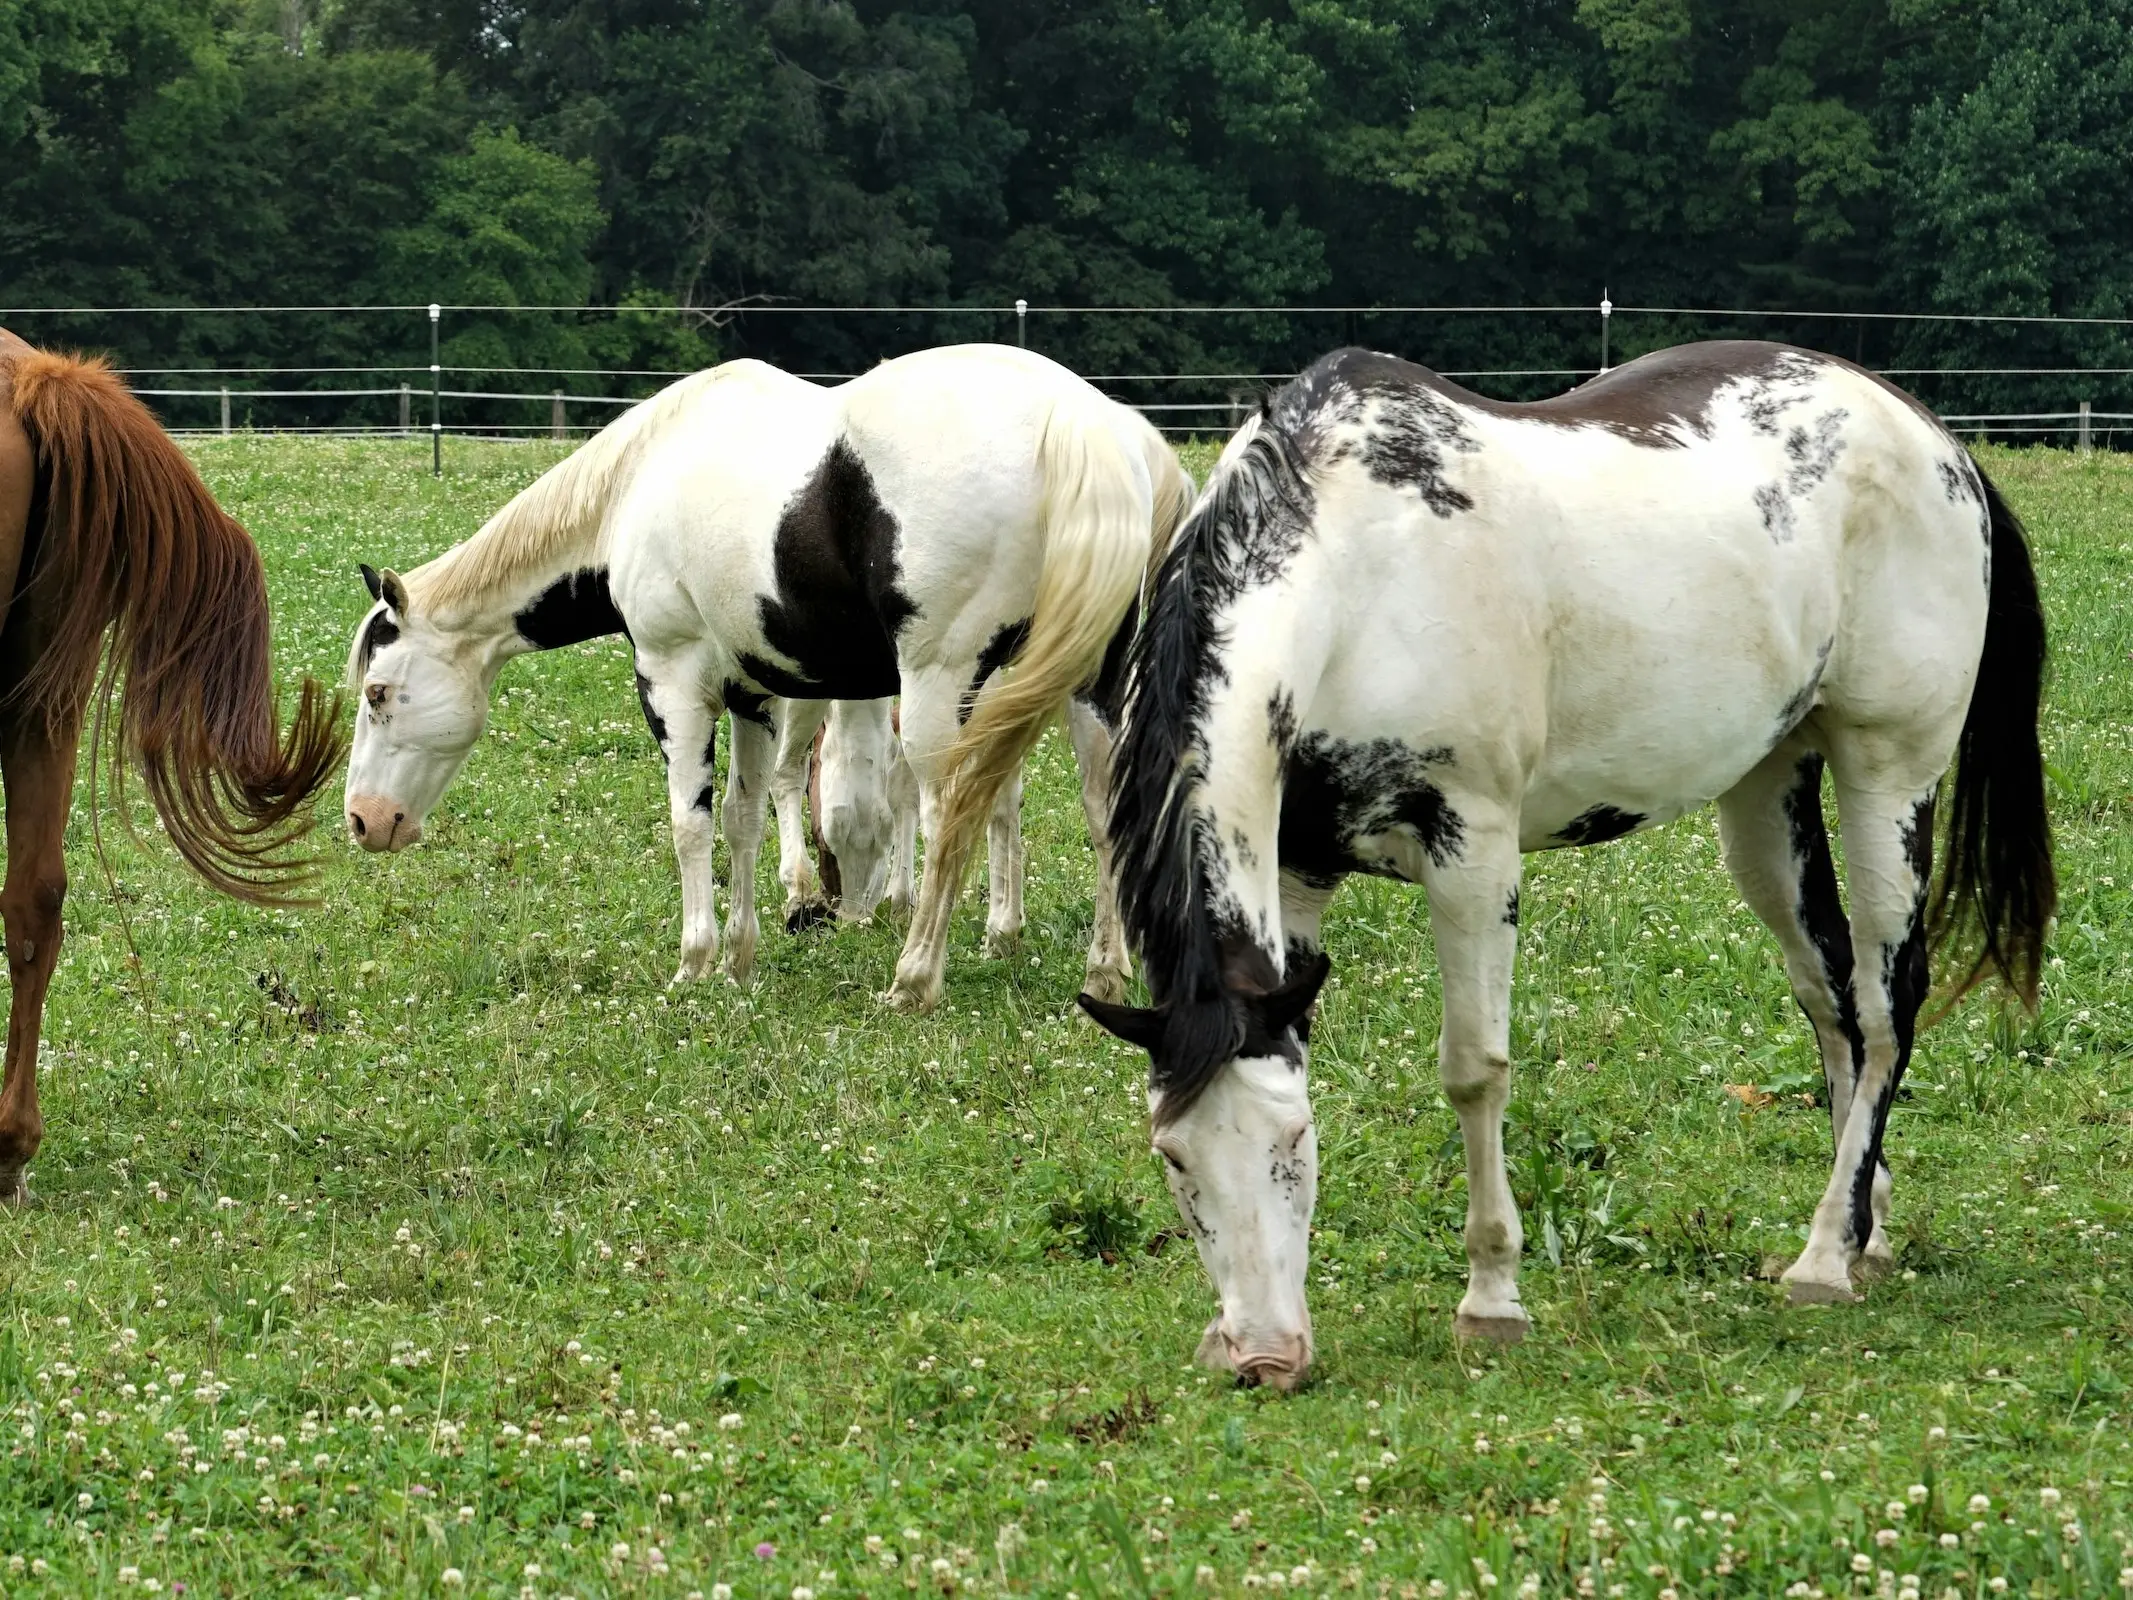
[5, 0, 2133, 422]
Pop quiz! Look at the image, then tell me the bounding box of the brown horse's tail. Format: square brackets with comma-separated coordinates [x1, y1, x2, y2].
[7, 350, 344, 903]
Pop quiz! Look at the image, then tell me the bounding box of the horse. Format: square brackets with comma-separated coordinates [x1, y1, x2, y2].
[0, 330, 344, 1205]
[1081, 341, 2054, 1391]
[343, 344, 1192, 1010]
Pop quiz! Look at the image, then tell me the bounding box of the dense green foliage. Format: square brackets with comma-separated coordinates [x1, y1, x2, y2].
[8, 0, 2133, 419]
[0, 437, 2130, 1594]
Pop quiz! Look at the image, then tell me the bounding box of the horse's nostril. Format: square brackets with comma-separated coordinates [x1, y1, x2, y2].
[392, 812, 404, 824]
[350, 814, 367, 836]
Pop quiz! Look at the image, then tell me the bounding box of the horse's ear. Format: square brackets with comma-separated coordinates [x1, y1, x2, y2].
[360, 563, 383, 602]
[1078, 993, 1166, 1054]
[1255, 951, 1331, 1039]
[379, 568, 411, 615]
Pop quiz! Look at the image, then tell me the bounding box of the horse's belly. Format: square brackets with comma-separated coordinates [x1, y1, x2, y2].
[1516, 652, 1820, 851]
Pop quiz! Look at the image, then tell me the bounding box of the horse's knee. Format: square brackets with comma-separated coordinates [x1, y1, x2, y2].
[1441, 1052, 1511, 1110]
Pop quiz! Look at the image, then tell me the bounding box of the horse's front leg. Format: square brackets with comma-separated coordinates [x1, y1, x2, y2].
[637, 665, 723, 984]
[0, 710, 79, 1207]
[769, 697, 831, 932]
[1419, 810, 1528, 1342]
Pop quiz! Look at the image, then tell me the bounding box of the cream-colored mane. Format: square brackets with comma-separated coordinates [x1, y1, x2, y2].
[405, 361, 767, 616]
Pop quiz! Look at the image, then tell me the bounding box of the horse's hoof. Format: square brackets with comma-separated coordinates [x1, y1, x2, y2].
[1453, 1311, 1529, 1346]
[1079, 965, 1130, 1006]
[982, 929, 1021, 960]
[881, 979, 940, 1015]
[1, 1177, 36, 1212]
[785, 900, 835, 935]
[1853, 1248, 1898, 1283]
[1783, 1275, 1859, 1306]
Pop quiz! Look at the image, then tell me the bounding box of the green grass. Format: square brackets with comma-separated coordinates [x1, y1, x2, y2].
[2, 435, 2130, 1599]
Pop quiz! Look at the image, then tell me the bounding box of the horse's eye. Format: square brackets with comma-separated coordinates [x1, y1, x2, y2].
[365, 682, 391, 708]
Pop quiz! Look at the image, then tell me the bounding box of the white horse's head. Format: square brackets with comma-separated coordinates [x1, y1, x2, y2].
[342, 566, 494, 851]
[817, 698, 905, 920]
[1082, 952, 1330, 1391]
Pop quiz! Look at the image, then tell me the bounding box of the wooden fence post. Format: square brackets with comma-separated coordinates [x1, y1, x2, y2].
[2079, 399, 2092, 452]
[220, 387, 231, 436]
[552, 391, 566, 441]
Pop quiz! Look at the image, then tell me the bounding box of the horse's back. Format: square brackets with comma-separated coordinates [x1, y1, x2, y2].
[1273, 342, 1990, 845]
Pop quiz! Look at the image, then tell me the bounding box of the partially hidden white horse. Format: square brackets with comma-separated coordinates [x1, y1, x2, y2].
[343, 344, 1193, 1009]
[1084, 342, 2055, 1391]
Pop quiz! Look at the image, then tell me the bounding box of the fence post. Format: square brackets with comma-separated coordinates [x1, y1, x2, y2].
[399, 383, 411, 434]
[429, 302, 442, 478]
[1599, 287, 1612, 375]
[1015, 298, 1027, 350]
[220, 387, 231, 436]
[552, 390, 566, 441]
[2079, 399, 2092, 452]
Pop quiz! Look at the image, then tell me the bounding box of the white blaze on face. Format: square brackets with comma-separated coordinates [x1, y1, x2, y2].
[1151, 1055, 1317, 1391]
[344, 604, 493, 852]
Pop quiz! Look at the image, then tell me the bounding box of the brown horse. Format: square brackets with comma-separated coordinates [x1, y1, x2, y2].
[0, 329, 344, 1205]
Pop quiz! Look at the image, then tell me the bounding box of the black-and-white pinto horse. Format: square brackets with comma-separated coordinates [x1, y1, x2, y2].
[343, 345, 1191, 1010]
[1084, 342, 2054, 1390]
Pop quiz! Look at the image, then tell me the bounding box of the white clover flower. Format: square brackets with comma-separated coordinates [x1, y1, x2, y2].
[2040, 1488, 2062, 1510]
[1852, 1554, 1874, 1573]
[440, 1571, 463, 1588]
[1876, 1529, 1900, 1548]
[718, 1414, 744, 1431]
[1969, 1495, 1992, 1515]
[1908, 1485, 1929, 1504]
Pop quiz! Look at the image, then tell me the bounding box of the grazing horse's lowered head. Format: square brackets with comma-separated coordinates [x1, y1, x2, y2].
[343, 564, 502, 851]
[1082, 947, 1331, 1391]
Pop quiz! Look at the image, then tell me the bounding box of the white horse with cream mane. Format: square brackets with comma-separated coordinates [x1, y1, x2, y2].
[341, 344, 1192, 1010]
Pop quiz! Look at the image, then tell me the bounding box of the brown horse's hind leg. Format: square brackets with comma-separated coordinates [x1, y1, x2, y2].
[0, 710, 79, 1205]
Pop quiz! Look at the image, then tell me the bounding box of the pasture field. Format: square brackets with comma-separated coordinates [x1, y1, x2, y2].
[2, 434, 2131, 1600]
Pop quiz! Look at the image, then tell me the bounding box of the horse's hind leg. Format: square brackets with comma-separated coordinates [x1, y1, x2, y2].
[1065, 697, 1131, 1004]
[981, 765, 1025, 958]
[1717, 739, 1890, 1290]
[884, 668, 966, 1012]
[0, 710, 80, 1207]
[1784, 734, 1942, 1302]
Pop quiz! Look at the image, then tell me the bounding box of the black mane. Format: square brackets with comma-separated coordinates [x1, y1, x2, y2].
[1109, 416, 1319, 1121]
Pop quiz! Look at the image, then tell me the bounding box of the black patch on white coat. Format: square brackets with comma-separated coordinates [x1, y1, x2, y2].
[1847, 792, 1936, 1248]
[515, 567, 627, 650]
[1502, 887, 1520, 927]
[1552, 804, 1645, 847]
[1266, 687, 1299, 756]
[1754, 410, 1849, 544]
[962, 618, 1031, 724]
[1775, 638, 1836, 742]
[1278, 733, 1462, 881]
[752, 439, 916, 699]
[356, 607, 400, 671]
[1783, 752, 1866, 1095]
[634, 672, 668, 753]
[722, 682, 775, 731]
